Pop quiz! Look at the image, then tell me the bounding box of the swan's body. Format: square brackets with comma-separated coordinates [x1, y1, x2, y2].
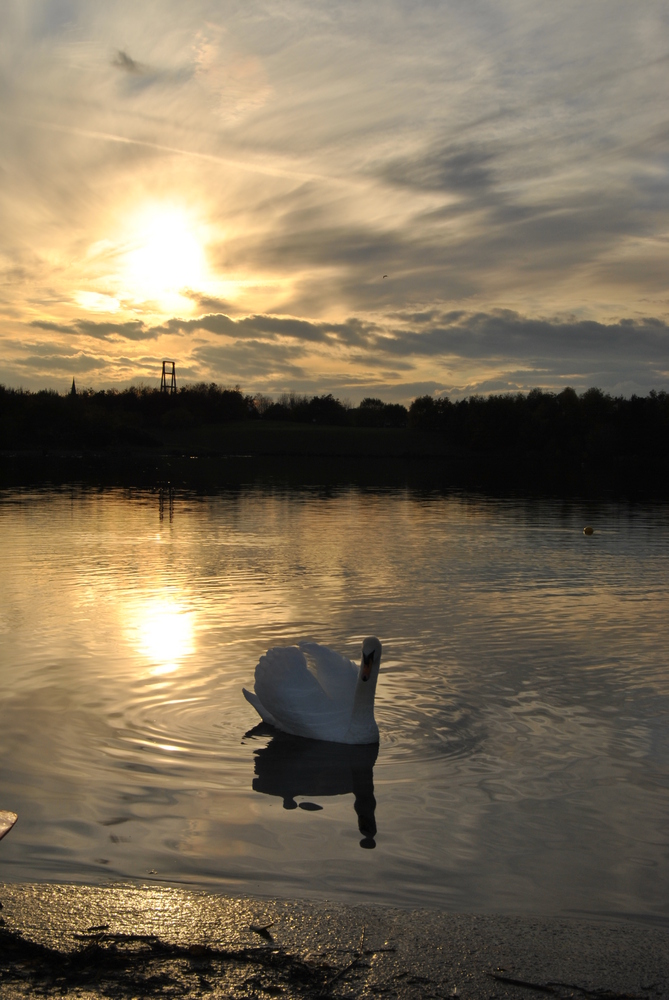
[243, 637, 382, 744]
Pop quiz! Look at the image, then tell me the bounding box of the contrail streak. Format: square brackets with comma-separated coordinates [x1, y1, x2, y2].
[2, 114, 332, 184]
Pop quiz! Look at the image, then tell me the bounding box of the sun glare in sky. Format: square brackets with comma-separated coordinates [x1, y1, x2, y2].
[74, 290, 121, 313]
[3, 3, 669, 397]
[121, 207, 207, 312]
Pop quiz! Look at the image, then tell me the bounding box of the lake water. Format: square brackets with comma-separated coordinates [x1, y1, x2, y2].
[1, 482, 668, 923]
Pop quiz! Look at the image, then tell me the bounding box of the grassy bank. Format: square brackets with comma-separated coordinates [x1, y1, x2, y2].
[159, 420, 448, 457]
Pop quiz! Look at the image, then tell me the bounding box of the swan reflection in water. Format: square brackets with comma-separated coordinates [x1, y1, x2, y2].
[245, 724, 378, 849]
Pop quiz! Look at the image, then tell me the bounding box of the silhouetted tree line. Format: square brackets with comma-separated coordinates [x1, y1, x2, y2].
[261, 393, 408, 428]
[0, 383, 253, 449]
[407, 386, 669, 463]
[1, 382, 668, 465]
[0, 384, 409, 449]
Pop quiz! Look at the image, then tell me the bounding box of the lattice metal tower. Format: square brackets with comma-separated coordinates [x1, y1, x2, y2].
[160, 360, 177, 394]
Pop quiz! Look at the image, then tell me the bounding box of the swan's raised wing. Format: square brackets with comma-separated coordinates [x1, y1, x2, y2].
[253, 645, 351, 740]
[299, 642, 357, 703]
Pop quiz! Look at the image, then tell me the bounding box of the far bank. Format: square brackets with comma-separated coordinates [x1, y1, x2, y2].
[2, 423, 669, 500]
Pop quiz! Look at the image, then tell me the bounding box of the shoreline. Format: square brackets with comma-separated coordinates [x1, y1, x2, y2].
[1, 883, 667, 998]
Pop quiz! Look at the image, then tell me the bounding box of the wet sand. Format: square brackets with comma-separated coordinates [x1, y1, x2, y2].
[0, 883, 667, 998]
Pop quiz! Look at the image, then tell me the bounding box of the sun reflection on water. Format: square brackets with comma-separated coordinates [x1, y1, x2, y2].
[126, 595, 197, 675]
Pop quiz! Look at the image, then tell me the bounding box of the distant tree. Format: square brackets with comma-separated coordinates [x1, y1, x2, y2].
[408, 395, 438, 429]
[304, 393, 349, 425]
[262, 392, 349, 425]
[408, 395, 452, 431]
[354, 397, 408, 427]
[263, 401, 292, 421]
[253, 394, 274, 415]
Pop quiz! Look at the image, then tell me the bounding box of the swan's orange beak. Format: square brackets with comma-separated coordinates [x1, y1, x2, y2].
[361, 651, 374, 682]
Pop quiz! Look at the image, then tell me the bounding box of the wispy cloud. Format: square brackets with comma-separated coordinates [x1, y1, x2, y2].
[31, 319, 156, 341]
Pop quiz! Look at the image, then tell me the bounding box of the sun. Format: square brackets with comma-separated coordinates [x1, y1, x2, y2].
[121, 206, 207, 310]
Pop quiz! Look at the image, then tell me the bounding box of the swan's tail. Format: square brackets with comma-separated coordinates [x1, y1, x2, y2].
[242, 687, 279, 727]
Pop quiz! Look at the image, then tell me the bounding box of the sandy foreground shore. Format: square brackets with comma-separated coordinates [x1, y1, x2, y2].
[0, 883, 667, 999]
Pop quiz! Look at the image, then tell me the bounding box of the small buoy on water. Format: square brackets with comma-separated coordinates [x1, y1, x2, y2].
[583, 526, 594, 536]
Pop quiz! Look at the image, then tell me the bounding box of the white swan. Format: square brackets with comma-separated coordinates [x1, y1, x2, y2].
[243, 637, 382, 744]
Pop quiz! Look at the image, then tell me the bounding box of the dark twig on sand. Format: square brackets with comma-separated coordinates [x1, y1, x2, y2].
[323, 925, 368, 991]
[488, 972, 649, 1000]
[488, 973, 557, 993]
[545, 983, 649, 1000]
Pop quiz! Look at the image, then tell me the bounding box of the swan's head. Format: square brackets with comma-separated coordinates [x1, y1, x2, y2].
[360, 636, 382, 682]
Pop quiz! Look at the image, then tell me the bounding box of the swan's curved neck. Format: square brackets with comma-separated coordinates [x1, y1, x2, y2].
[347, 667, 379, 741]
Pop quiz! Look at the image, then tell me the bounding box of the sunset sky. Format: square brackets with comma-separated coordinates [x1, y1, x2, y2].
[2, 0, 669, 402]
